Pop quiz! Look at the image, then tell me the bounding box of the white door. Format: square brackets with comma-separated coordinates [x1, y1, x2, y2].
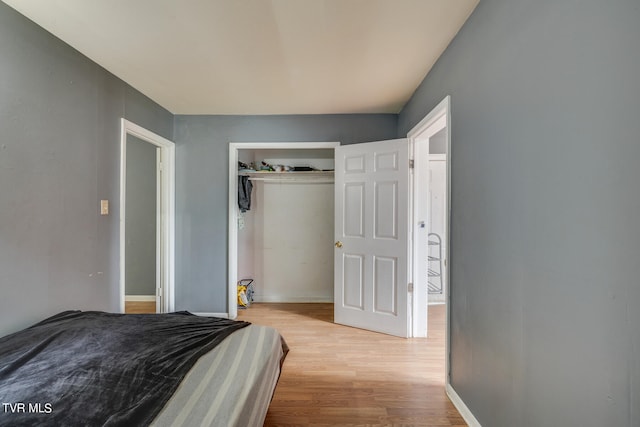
[334, 139, 410, 337]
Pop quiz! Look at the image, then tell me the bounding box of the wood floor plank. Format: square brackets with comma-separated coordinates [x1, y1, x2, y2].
[237, 303, 465, 426]
[124, 301, 155, 314]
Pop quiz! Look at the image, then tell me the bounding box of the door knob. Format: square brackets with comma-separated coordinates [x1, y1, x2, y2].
[335, 241, 343, 248]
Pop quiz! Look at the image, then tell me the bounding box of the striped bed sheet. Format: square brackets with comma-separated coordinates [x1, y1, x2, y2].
[151, 325, 287, 427]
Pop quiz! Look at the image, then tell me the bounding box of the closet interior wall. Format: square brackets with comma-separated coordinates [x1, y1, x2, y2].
[237, 149, 334, 303]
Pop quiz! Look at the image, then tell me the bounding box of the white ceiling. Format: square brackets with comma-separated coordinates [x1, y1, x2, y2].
[3, 0, 478, 115]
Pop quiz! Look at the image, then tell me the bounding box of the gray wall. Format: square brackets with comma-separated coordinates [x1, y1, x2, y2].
[173, 114, 397, 312]
[398, 0, 640, 426]
[125, 135, 157, 296]
[0, 3, 173, 336]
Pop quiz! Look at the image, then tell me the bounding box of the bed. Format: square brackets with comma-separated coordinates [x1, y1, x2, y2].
[0, 311, 288, 427]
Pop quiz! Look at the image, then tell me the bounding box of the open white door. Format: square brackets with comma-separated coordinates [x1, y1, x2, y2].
[334, 139, 410, 337]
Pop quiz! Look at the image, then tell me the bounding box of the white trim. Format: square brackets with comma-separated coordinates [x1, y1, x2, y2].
[155, 147, 162, 312]
[407, 99, 449, 140]
[446, 384, 482, 427]
[192, 312, 230, 319]
[230, 142, 340, 150]
[407, 134, 416, 336]
[429, 153, 447, 161]
[125, 295, 156, 302]
[228, 141, 340, 320]
[120, 119, 176, 315]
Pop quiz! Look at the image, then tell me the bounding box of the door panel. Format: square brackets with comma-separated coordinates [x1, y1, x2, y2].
[373, 256, 397, 315]
[375, 181, 398, 239]
[345, 154, 366, 172]
[343, 254, 365, 309]
[334, 139, 409, 337]
[344, 183, 365, 237]
[375, 150, 399, 170]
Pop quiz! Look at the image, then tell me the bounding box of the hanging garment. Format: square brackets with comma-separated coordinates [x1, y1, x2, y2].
[238, 175, 253, 212]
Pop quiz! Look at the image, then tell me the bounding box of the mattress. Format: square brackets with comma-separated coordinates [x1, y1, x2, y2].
[151, 324, 287, 427]
[0, 312, 287, 427]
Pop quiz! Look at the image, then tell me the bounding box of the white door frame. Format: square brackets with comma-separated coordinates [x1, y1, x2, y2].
[120, 119, 176, 313]
[227, 141, 340, 319]
[407, 95, 451, 362]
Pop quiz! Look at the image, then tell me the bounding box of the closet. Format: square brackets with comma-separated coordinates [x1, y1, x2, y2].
[236, 147, 335, 303]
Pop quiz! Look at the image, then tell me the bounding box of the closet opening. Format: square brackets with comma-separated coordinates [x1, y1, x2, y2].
[228, 142, 340, 319]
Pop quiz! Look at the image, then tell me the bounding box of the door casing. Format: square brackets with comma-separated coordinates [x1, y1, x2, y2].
[407, 95, 452, 368]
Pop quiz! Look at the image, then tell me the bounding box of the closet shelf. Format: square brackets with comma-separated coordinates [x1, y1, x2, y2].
[239, 170, 334, 183]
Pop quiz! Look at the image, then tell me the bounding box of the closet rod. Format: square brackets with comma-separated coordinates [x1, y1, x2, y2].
[248, 177, 334, 183]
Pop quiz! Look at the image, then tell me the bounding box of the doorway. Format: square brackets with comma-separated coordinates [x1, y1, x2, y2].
[226, 112, 451, 340]
[124, 135, 158, 312]
[426, 132, 447, 305]
[228, 142, 339, 320]
[228, 139, 413, 337]
[119, 119, 175, 314]
[408, 95, 451, 372]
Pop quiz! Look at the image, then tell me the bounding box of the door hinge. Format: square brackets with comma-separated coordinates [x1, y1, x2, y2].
[408, 283, 414, 293]
[409, 159, 415, 169]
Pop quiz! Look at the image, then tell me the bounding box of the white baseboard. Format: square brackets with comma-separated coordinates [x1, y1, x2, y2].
[125, 295, 155, 302]
[252, 295, 333, 303]
[192, 312, 229, 319]
[446, 384, 482, 427]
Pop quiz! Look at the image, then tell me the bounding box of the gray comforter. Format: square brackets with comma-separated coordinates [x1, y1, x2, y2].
[0, 310, 249, 426]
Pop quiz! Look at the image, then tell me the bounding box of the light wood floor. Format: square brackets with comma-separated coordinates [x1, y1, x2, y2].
[124, 301, 156, 314]
[238, 303, 465, 426]
[124, 301, 463, 425]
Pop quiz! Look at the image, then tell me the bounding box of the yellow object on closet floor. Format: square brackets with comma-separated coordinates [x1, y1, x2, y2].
[237, 279, 254, 308]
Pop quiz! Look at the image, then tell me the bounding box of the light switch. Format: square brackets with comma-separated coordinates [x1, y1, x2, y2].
[100, 200, 109, 215]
